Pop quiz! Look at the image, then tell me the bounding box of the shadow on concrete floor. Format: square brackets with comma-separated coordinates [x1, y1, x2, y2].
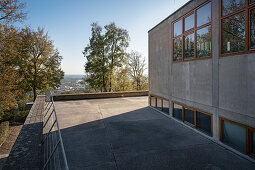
[57, 105, 255, 170]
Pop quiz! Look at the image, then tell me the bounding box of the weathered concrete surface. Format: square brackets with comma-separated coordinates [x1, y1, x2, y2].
[148, 0, 255, 140]
[55, 96, 255, 170]
[3, 96, 44, 170]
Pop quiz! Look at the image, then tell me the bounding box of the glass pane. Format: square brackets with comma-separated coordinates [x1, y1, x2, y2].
[251, 0, 255, 4]
[184, 33, 194, 60]
[251, 9, 255, 48]
[196, 26, 211, 58]
[184, 108, 194, 125]
[252, 132, 255, 154]
[221, 12, 245, 54]
[173, 103, 182, 120]
[222, 120, 246, 153]
[196, 112, 211, 135]
[173, 37, 182, 61]
[163, 100, 169, 115]
[197, 2, 211, 27]
[222, 0, 245, 16]
[174, 19, 182, 37]
[157, 98, 162, 111]
[151, 96, 156, 107]
[185, 14, 194, 31]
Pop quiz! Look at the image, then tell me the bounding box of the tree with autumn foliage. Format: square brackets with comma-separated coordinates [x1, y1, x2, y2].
[19, 27, 64, 101]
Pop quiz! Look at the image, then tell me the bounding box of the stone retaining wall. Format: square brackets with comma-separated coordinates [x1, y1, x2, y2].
[53, 91, 148, 101]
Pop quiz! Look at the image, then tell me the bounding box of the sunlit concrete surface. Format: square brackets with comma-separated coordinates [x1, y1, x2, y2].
[54, 96, 255, 170]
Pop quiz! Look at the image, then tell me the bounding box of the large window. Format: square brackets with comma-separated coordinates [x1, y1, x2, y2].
[221, 0, 255, 56]
[172, 1, 212, 62]
[220, 118, 255, 156]
[172, 102, 213, 136]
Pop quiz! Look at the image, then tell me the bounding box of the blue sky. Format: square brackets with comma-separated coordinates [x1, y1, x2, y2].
[22, 0, 189, 75]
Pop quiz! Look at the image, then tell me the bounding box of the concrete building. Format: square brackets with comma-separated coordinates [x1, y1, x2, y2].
[148, 0, 255, 159]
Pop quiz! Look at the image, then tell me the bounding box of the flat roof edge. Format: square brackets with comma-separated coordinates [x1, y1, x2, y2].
[148, 0, 192, 33]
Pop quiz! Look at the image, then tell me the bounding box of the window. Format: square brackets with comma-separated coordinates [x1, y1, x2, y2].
[150, 96, 156, 108]
[162, 99, 169, 115]
[251, 8, 255, 49]
[184, 107, 195, 125]
[184, 33, 195, 60]
[221, 12, 246, 54]
[172, 102, 213, 136]
[173, 103, 183, 120]
[222, 0, 245, 16]
[172, 1, 212, 62]
[220, 118, 255, 157]
[157, 98, 162, 111]
[173, 37, 182, 61]
[174, 19, 182, 37]
[184, 14, 194, 31]
[197, 2, 211, 27]
[220, 0, 255, 56]
[150, 95, 169, 115]
[196, 111, 212, 136]
[222, 120, 246, 153]
[197, 26, 211, 58]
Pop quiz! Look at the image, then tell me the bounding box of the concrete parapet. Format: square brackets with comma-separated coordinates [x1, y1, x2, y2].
[53, 91, 148, 101]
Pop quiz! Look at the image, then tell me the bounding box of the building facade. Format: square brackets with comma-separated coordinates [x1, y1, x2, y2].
[148, 0, 255, 158]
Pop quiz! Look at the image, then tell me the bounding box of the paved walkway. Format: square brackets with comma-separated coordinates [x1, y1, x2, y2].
[54, 96, 255, 170]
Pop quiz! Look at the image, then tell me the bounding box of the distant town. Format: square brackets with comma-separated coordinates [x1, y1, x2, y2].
[55, 74, 85, 94]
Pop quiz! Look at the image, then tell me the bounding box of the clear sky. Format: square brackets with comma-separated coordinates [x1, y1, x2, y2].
[22, 0, 189, 75]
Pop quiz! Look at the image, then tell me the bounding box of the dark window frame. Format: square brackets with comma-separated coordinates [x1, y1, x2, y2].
[172, 0, 212, 63]
[172, 101, 213, 136]
[220, 0, 255, 57]
[219, 117, 255, 156]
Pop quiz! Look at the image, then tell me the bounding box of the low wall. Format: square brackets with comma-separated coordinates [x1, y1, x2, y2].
[3, 96, 45, 170]
[53, 91, 148, 101]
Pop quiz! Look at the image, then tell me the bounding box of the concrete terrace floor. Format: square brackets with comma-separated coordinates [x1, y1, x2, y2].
[54, 96, 255, 170]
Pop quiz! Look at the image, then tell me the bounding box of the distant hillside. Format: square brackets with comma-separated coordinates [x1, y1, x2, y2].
[64, 74, 85, 79]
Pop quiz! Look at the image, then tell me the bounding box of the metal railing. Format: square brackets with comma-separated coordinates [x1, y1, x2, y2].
[42, 94, 69, 170]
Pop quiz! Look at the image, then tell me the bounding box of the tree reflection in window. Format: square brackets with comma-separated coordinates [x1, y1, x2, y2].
[222, 0, 245, 16]
[184, 33, 194, 60]
[222, 12, 245, 54]
[173, 37, 182, 61]
[197, 26, 211, 58]
[251, 9, 255, 48]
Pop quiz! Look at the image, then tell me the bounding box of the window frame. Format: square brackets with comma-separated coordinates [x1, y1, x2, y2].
[172, 101, 213, 136]
[149, 94, 170, 114]
[172, 0, 212, 63]
[219, 117, 255, 156]
[220, 0, 255, 57]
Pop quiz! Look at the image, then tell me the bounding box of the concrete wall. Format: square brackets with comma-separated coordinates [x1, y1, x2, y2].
[148, 0, 255, 141]
[53, 91, 148, 101]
